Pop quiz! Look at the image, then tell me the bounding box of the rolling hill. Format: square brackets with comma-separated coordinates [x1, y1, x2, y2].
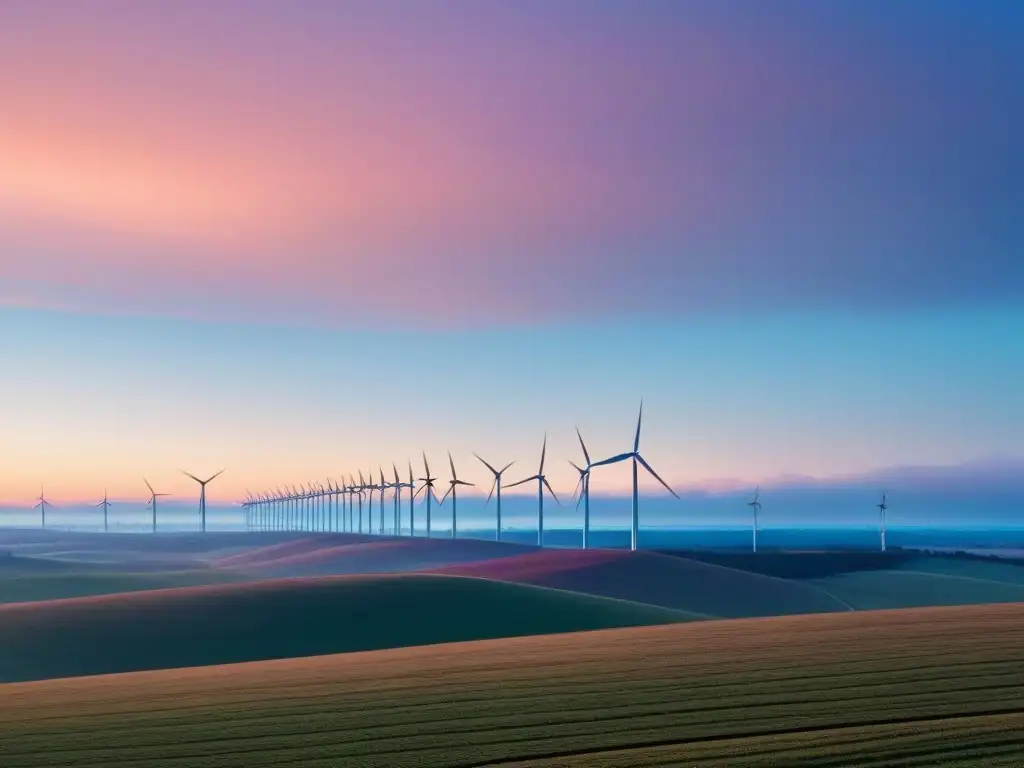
[0, 573, 697, 683]
[810, 569, 1024, 610]
[218, 536, 541, 577]
[431, 548, 852, 617]
[1, 602, 1021, 766]
[0, 569, 244, 604]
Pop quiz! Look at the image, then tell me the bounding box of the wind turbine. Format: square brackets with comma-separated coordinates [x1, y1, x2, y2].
[181, 469, 225, 533]
[376, 467, 390, 535]
[570, 426, 593, 549]
[505, 434, 559, 546]
[474, 452, 515, 541]
[747, 486, 762, 553]
[95, 490, 113, 533]
[392, 463, 409, 536]
[590, 402, 678, 551]
[144, 478, 170, 533]
[415, 452, 441, 538]
[438, 451, 473, 539]
[35, 486, 51, 529]
[405, 461, 417, 536]
[877, 491, 888, 552]
[349, 473, 363, 533]
[358, 471, 370, 533]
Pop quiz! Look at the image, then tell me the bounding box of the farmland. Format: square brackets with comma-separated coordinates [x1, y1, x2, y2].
[1, 602, 1022, 766]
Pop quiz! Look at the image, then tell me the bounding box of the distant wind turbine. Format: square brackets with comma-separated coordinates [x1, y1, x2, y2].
[95, 489, 112, 533]
[376, 467, 390, 535]
[747, 486, 762, 553]
[181, 469, 225, 533]
[438, 451, 474, 539]
[35, 486, 50, 529]
[393, 463, 411, 536]
[506, 434, 560, 546]
[877, 491, 888, 552]
[415, 452, 442, 538]
[474, 452, 515, 541]
[144, 478, 170, 533]
[405, 461, 417, 536]
[590, 402, 678, 551]
[570, 426, 593, 549]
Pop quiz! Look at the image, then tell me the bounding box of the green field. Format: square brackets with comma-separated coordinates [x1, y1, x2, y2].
[810, 569, 1024, 610]
[0, 573, 698, 683]
[1, 602, 1021, 766]
[0, 569, 243, 604]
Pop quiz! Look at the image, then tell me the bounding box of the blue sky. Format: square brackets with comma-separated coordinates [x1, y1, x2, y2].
[0, 0, 1022, 503]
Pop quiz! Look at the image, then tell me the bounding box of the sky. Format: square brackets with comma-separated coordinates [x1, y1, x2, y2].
[1, 0, 1022, 505]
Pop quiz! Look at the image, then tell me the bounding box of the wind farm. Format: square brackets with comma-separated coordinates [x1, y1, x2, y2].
[3, 1, 1023, 765]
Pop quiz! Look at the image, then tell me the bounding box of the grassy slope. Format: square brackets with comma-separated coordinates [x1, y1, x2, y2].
[894, 555, 1024, 585]
[810, 569, 1024, 610]
[432, 548, 851, 617]
[0, 570, 244, 604]
[238, 538, 542, 578]
[1, 603, 1022, 767]
[0, 574, 696, 683]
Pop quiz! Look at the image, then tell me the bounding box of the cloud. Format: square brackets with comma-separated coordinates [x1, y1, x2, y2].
[1, 1, 1022, 327]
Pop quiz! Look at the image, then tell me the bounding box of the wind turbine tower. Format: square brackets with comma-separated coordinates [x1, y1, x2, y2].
[506, 435, 559, 546]
[877, 491, 888, 552]
[570, 427, 593, 549]
[438, 451, 474, 539]
[182, 469, 225, 533]
[747, 486, 762, 553]
[590, 402, 678, 551]
[415, 452, 441, 538]
[144, 478, 170, 533]
[95, 490, 113, 533]
[35, 486, 51, 529]
[474, 453, 515, 541]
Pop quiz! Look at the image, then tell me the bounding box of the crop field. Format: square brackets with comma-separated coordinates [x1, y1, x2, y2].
[1, 602, 1021, 767]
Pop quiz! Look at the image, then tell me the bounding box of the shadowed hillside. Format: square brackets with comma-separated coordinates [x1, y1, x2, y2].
[0, 573, 697, 683]
[811, 570, 1024, 610]
[655, 549, 921, 579]
[431, 549, 851, 617]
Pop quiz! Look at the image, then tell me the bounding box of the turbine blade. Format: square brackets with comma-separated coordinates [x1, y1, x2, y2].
[504, 475, 539, 490]
[423, 450, 430, 475]
[438, 485, 453, 505]
[539, 433, 547, 473]
[571, 475, 583, 504]
[499, 460, 515, 474]
[448, 450, 456, 480]
[205, 469, 226, 483]
[636, 454, 679, 499]
[144, 478, 154, 494]
[473, 452, 498, 476]
[485, 477, 498, 506]
[576, 426, 591, 465]
[590, 452, 632, 468]
[634, 400, 643, 453]
[542, 477, 561, 506]
[181, 470, 202, 484]
[455, 480, 474, 487]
